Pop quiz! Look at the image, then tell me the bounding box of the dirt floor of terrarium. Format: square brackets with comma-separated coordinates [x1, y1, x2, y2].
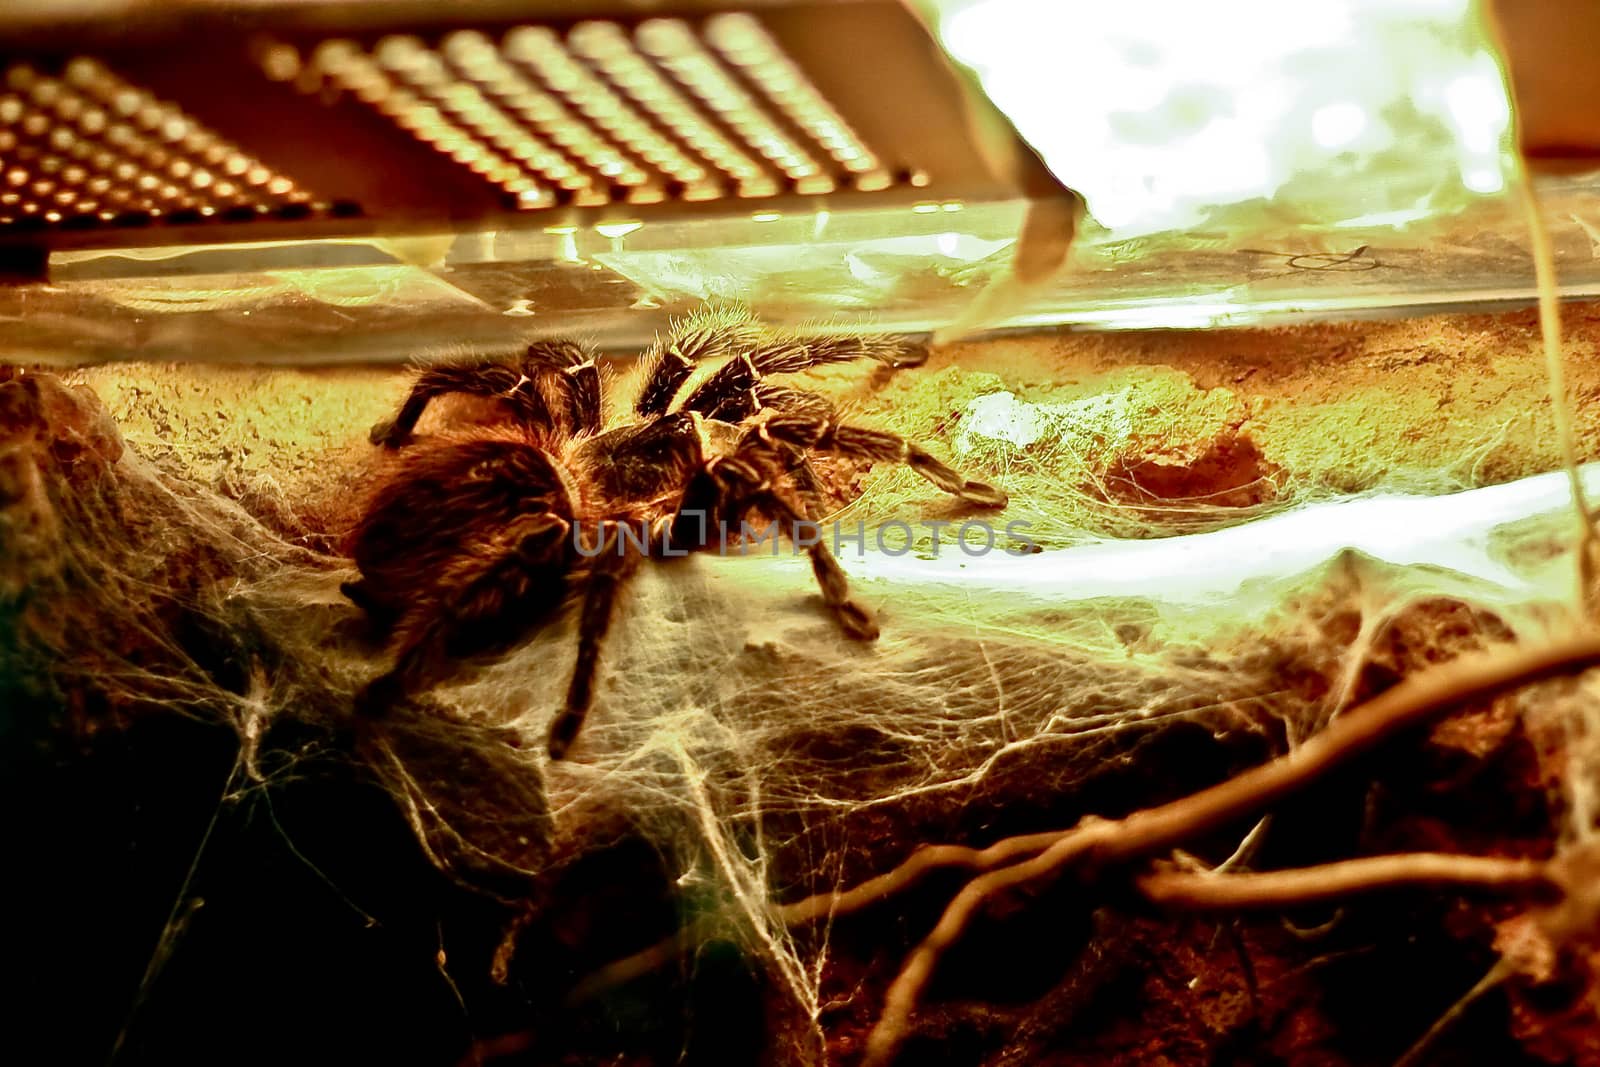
[8, 302, 1600, 1067]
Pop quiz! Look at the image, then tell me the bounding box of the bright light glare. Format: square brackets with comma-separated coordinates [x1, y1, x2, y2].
[1464, 166, 1504, 193]
[849, 463, 1600, 609]
[1311, 102, 1367, 148]
[1444, 69, 1511, 153]
[923, 0, 1517, 238]
[958, 391, 1052, 450]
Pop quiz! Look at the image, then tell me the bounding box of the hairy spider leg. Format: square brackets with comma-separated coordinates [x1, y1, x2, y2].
[369, 361, 548, 449]
[549, 418, 880, 760]
[744, 333, 929, 375]
[709, 453, 879, 640]
[675, 330, 928, 426]
[562, 361, 603, 436]
[752, 413, 1009, 508]
[742, 386, 837, 513]
[634, 306, 763, 418]
[547, 522, 640, 761]
[766, 440, 827, 518]
[549, 408, 844, 761]
[547, 416, 721, 759]
[750, 384, 835, 420]
[527, 334, 608, 438]
[354, 511, 571, 718]
[370, 340, 597, 447]
[340, 576, 398, 633]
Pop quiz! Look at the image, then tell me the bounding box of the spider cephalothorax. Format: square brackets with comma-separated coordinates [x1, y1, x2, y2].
[344, 307, 1006, 759]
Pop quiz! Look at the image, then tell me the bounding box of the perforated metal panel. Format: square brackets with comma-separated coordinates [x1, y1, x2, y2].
[0, 57, 328, 230]
[0, 1, 1065, 257]
[283, 16, 900, 208]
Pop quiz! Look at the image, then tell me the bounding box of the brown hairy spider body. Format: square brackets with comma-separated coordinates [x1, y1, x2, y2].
[345, 307, 1006, 760]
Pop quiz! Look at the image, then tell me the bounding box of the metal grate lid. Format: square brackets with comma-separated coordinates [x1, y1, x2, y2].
[0, 2, 1065, 256]
[0, 57, 328, 230]
[282, 15, 901, 209]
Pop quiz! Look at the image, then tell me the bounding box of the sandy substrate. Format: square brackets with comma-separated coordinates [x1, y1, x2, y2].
[62, 301, 1600, 549]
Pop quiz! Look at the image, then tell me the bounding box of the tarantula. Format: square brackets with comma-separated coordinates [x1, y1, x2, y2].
[344, 307, 1006, 760]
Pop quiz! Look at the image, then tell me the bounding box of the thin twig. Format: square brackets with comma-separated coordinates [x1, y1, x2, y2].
[1137, 853, 1559, 911]
[1392, 960, 1511, 1067]
[1215, 814, 1272, 874]
[567, 831, 1065, 1003]
[777, 832, 1066, 924]
[859, 633, 1600, 1067]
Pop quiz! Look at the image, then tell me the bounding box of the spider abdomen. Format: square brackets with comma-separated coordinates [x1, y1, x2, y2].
[347, 433, 577, 622]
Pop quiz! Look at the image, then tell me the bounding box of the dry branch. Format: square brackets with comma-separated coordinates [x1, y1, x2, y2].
[568, 831, 1066, 1002]
[565, 634, 1600, 1063]
[859, 631, 1600, 1066]
[1136, 853, 1560, 911]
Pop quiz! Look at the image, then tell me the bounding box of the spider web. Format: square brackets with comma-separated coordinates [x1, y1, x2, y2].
[5, 368, 1599, 1062]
